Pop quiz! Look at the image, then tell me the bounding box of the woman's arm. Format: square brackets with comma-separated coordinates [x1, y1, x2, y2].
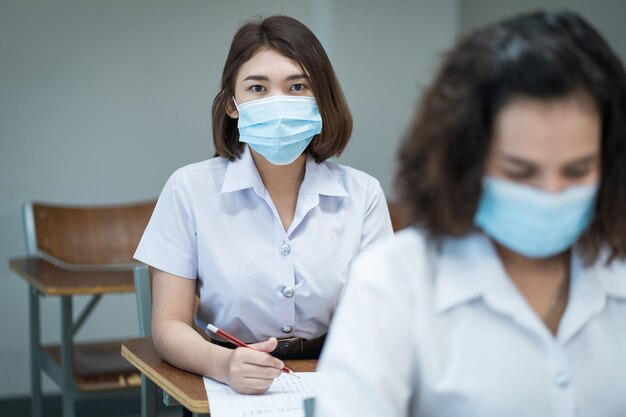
[151, 268, 285, 394]
[359, 178, 394, 252]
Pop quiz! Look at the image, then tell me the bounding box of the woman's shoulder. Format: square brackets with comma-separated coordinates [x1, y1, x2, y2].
[350, 227, 431, 279]
[171, 156, 229, 177]
[165, 156, 230, 191]
[317, 160, 384, 199]
[593, 251, 626, 296]
[321, 160, 378, 182]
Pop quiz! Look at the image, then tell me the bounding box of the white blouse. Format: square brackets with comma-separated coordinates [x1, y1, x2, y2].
[316, 227, 626, 417]
[134, 147, 393, 342]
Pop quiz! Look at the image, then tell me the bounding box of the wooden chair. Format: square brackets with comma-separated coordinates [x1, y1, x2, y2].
[129, 264, 219, 417]
[131, 264, 160, 417]
[8, 200, 155, 417]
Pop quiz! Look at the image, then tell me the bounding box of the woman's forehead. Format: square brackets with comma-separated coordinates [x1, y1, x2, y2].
[237, 48, 303, 80]
[490, 94, 601, 161]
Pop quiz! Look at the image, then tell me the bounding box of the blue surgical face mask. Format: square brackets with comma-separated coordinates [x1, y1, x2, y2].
[234, 95, 323, 165]
[474, 177, 598, 258]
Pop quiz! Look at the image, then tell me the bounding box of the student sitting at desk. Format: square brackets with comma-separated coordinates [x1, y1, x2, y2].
[316, 10, 626, 417]
[134, 14, 392, 399]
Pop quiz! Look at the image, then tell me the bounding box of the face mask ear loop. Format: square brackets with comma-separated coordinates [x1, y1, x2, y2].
[232, 96, 240, 112]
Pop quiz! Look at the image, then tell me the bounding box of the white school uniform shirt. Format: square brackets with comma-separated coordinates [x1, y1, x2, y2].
[134, 146, 393, 342]
[316, 227, 626, 417]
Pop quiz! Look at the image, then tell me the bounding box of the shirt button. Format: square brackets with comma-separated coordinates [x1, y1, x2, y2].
[279, 243, 291, 256]
[281, 286, 295, 298]
[281, 325, 293, 334]
[554, 371, 570, 389]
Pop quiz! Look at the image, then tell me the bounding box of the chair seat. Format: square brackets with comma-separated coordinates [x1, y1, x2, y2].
[9, 257, 135, 296]
[43, 340, 141, 391]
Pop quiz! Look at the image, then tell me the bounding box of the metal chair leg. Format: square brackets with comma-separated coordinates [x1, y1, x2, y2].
[60, 296, 76, 417]
[29, 286, 42, 417]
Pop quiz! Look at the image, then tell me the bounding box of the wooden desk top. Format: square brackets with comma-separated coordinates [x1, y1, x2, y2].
[121, 337, 318, 414]
[9, 257, 135, 296]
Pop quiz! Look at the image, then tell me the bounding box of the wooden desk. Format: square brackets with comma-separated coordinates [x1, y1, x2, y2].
[121, 337, 318, 415]
[9, 257, 140, 417]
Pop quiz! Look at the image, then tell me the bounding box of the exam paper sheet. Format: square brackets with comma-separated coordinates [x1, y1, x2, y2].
[203, 372, 318, 417]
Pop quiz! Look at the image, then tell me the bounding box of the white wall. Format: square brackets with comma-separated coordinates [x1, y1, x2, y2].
[0, 0, 458, 398]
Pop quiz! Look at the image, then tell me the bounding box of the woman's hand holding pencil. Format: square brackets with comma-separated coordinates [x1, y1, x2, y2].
[207, 323, 296, 395]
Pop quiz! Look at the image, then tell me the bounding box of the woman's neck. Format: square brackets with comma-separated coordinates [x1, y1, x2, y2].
[249, 149, 306, 198]
[495, 243, 569, 274]
[249, 147, 306, 232]
[494, 242, 571, 335]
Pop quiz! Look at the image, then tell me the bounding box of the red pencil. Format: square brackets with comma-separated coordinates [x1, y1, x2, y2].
[207, 323, 297, 376]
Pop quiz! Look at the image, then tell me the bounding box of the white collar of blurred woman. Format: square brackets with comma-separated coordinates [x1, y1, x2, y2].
[432, 231, 626, 341]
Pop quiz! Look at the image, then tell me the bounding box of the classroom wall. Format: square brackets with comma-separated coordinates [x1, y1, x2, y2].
[0, 0, 458, 398]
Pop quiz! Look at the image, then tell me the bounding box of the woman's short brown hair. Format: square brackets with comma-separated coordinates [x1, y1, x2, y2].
[211, 15, 352, 163]
[395, 10, 626, 263]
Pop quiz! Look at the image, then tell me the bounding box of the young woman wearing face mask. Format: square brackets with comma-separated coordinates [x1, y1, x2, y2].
[134, 15, 393, 397]
[316, 10, 626, 417]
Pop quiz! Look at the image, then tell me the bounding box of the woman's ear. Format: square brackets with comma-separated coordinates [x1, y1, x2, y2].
[226, 104, 239, 119]
[226, 97, 239, 119]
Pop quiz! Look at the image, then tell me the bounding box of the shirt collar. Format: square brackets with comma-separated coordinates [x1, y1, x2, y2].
[556, 248, 626, 344]
[595, 251, 626, 299]
[435, 233, 626, 332]
[434, 232, 498, 314]
[299, 157, 350, 198]
[220, 146, 265, 195]
[220, 146, 350, 198]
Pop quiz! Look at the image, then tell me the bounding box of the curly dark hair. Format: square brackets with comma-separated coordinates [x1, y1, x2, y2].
[395, 10, 626, 263]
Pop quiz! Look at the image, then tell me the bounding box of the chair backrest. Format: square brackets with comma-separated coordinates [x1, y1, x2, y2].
[133, 263, 207, 409]
[23, 200, 155, 267]
[134, 264, 153, 337]
[134, 265, 205, 339]
[388, 200, 413, 232]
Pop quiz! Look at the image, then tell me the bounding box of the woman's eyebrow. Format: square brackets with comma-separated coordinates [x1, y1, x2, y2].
[242, 73, 307, 82]
[500, 153, 599, 168]
[500, 154, 535, 167]
[564, 154, 598, 167]
[285, 73, 307, 81]
[243, 75, 269, 81]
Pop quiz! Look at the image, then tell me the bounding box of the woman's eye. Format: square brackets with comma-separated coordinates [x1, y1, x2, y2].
[250, 85, 265, 93]
[504, 170, 533, 180]
[290, 83, 307, 92]
[564, 168, 591, 179]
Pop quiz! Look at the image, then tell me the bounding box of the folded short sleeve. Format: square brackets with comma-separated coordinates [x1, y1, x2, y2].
[134, 170, 198, 279]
